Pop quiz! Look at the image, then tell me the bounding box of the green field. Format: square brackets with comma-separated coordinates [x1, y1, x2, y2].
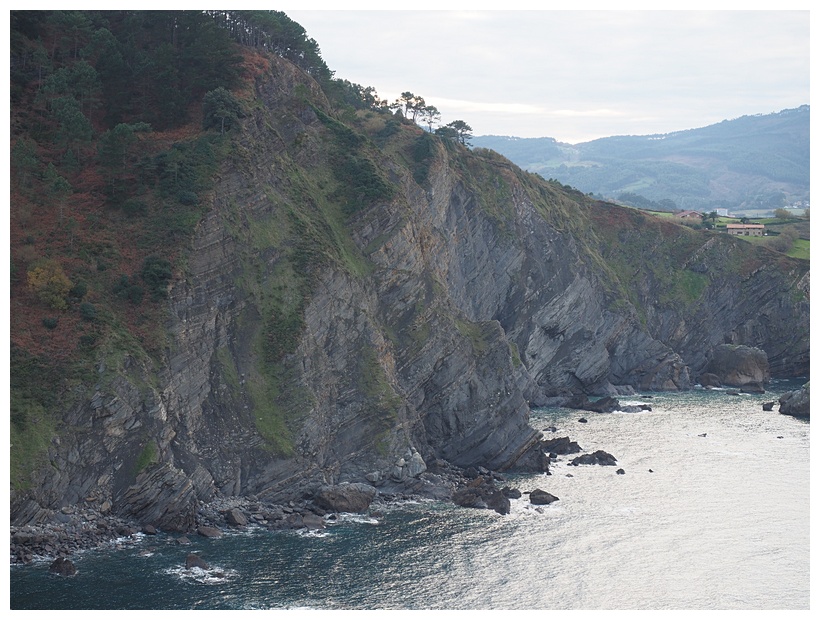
[787, 239, 810, 260]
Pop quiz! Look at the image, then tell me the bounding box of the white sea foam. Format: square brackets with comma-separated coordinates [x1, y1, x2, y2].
[163, 563, 238, 585]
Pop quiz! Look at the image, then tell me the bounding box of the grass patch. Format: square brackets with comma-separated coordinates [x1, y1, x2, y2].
[134, 440, 158, 475]
[246, 366, 294, 456]
[358, 346, 402, 427]
[664, 269, 709, 307]
[509, 341, 522, 368]
[246, 361, 314, 457]
[10, 393, 58, 490]
[787, 238, 810, 260]
[455, 318, 492, 356]
[216, 345, 241, 392]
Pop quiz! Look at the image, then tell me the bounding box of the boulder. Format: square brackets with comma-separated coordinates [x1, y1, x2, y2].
[541, 436, 582, 455]
[570, 450, 618, 467]
[225, 508, 247, 527]
[698, 372, 723, 388]
[196, 525, 222, 538]
[301, 512, 325, 530]
[501, 486, 522, 499]
[529, 489, 559, 505]
[565, 394, 621, 413]
[313, 483, 378, 513]
[405, 449, 427, 478]
[705, 344, 770, 387]
[452, 481, 510, 515]
[741, 383, 766, 394]
[49, 557, 76, 576]
[390, 448, 428, 481]
[779, 383, 810, 419]
[762, 401, 775, 411]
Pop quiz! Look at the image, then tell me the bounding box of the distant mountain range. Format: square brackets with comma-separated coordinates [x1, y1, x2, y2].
[472, 106, 809, 216]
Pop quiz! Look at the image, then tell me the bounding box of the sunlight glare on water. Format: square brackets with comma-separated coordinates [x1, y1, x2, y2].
[10, 383, 810, 610]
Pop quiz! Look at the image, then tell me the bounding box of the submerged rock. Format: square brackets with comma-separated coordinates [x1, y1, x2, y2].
[49, 557, 76, 576]
[186, 553, 209, 570]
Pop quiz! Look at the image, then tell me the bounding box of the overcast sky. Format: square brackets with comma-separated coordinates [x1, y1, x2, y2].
[282, 7, 809, 144]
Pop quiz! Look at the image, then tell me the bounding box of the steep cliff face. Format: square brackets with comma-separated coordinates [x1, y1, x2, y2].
[10, 53, 809, 529]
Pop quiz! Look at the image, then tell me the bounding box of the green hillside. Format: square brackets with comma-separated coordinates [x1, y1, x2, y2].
[473, 106, 810, 215]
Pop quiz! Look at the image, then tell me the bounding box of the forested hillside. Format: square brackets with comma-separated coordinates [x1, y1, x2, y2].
[473, 106, 810, 215]
[9, 9, 372, 489]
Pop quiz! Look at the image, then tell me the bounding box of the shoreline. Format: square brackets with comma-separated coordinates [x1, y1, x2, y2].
[9, 459, 519, 566]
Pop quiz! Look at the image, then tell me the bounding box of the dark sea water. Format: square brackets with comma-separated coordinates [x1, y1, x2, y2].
[9, 380, 810, 610]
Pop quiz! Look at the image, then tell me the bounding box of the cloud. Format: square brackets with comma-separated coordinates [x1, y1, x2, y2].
[286, 9, 809, 142]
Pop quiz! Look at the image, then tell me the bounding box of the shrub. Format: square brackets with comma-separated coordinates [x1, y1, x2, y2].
[121, 199, 147, 216]
[141, 256, 172, 300]
[27, 258, 72, 310]
[69, 281, 87, 300]
[177, 190, 199, 206]
[202, 87, 242, 134]
[113, 274, 144, 305]
[42, 317, 58, 329]
[79, 302, 97, 321]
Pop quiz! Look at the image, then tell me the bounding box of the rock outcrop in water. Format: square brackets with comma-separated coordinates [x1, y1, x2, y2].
[705, 344, 771, 388]
[10, 47, 809, 533]
[570, 451, 619, 467]
[779, 383, 810, 419]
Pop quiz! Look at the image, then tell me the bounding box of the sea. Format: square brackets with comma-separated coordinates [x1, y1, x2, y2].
[9, 379, 810, 610]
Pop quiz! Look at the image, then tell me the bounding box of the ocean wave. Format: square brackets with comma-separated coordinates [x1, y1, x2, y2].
[326, 513, 380, 526]
[163, 563, 239, 585]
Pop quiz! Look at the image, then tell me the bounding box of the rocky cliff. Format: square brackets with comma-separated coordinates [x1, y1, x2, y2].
[10, 52, 810, 530]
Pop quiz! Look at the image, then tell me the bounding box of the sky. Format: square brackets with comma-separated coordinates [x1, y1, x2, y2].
[282, 5, 810, 144]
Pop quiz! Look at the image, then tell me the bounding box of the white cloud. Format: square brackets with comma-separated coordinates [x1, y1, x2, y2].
[286, 9, 809, 142]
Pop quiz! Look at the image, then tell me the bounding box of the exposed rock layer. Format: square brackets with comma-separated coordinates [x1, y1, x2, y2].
[10, 51, 809, 530]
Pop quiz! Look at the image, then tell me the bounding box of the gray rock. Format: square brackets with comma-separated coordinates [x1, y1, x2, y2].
[225, 508, 247, 527]
[313, 483, 378, 513]
[541, 436, 582, 455]
[452, 479, 510, 515]
[405, 449, 427, 478]
[779, 383, 810, 419]
[49, 557, 76, 576]
[196, 526, 222, 538]
[705, 345, 770, 387]
[570, 450, 618, 466]
[529, 489, 559, 505]
[698, 372, 722, 388]
[301, 512, 325, 530]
